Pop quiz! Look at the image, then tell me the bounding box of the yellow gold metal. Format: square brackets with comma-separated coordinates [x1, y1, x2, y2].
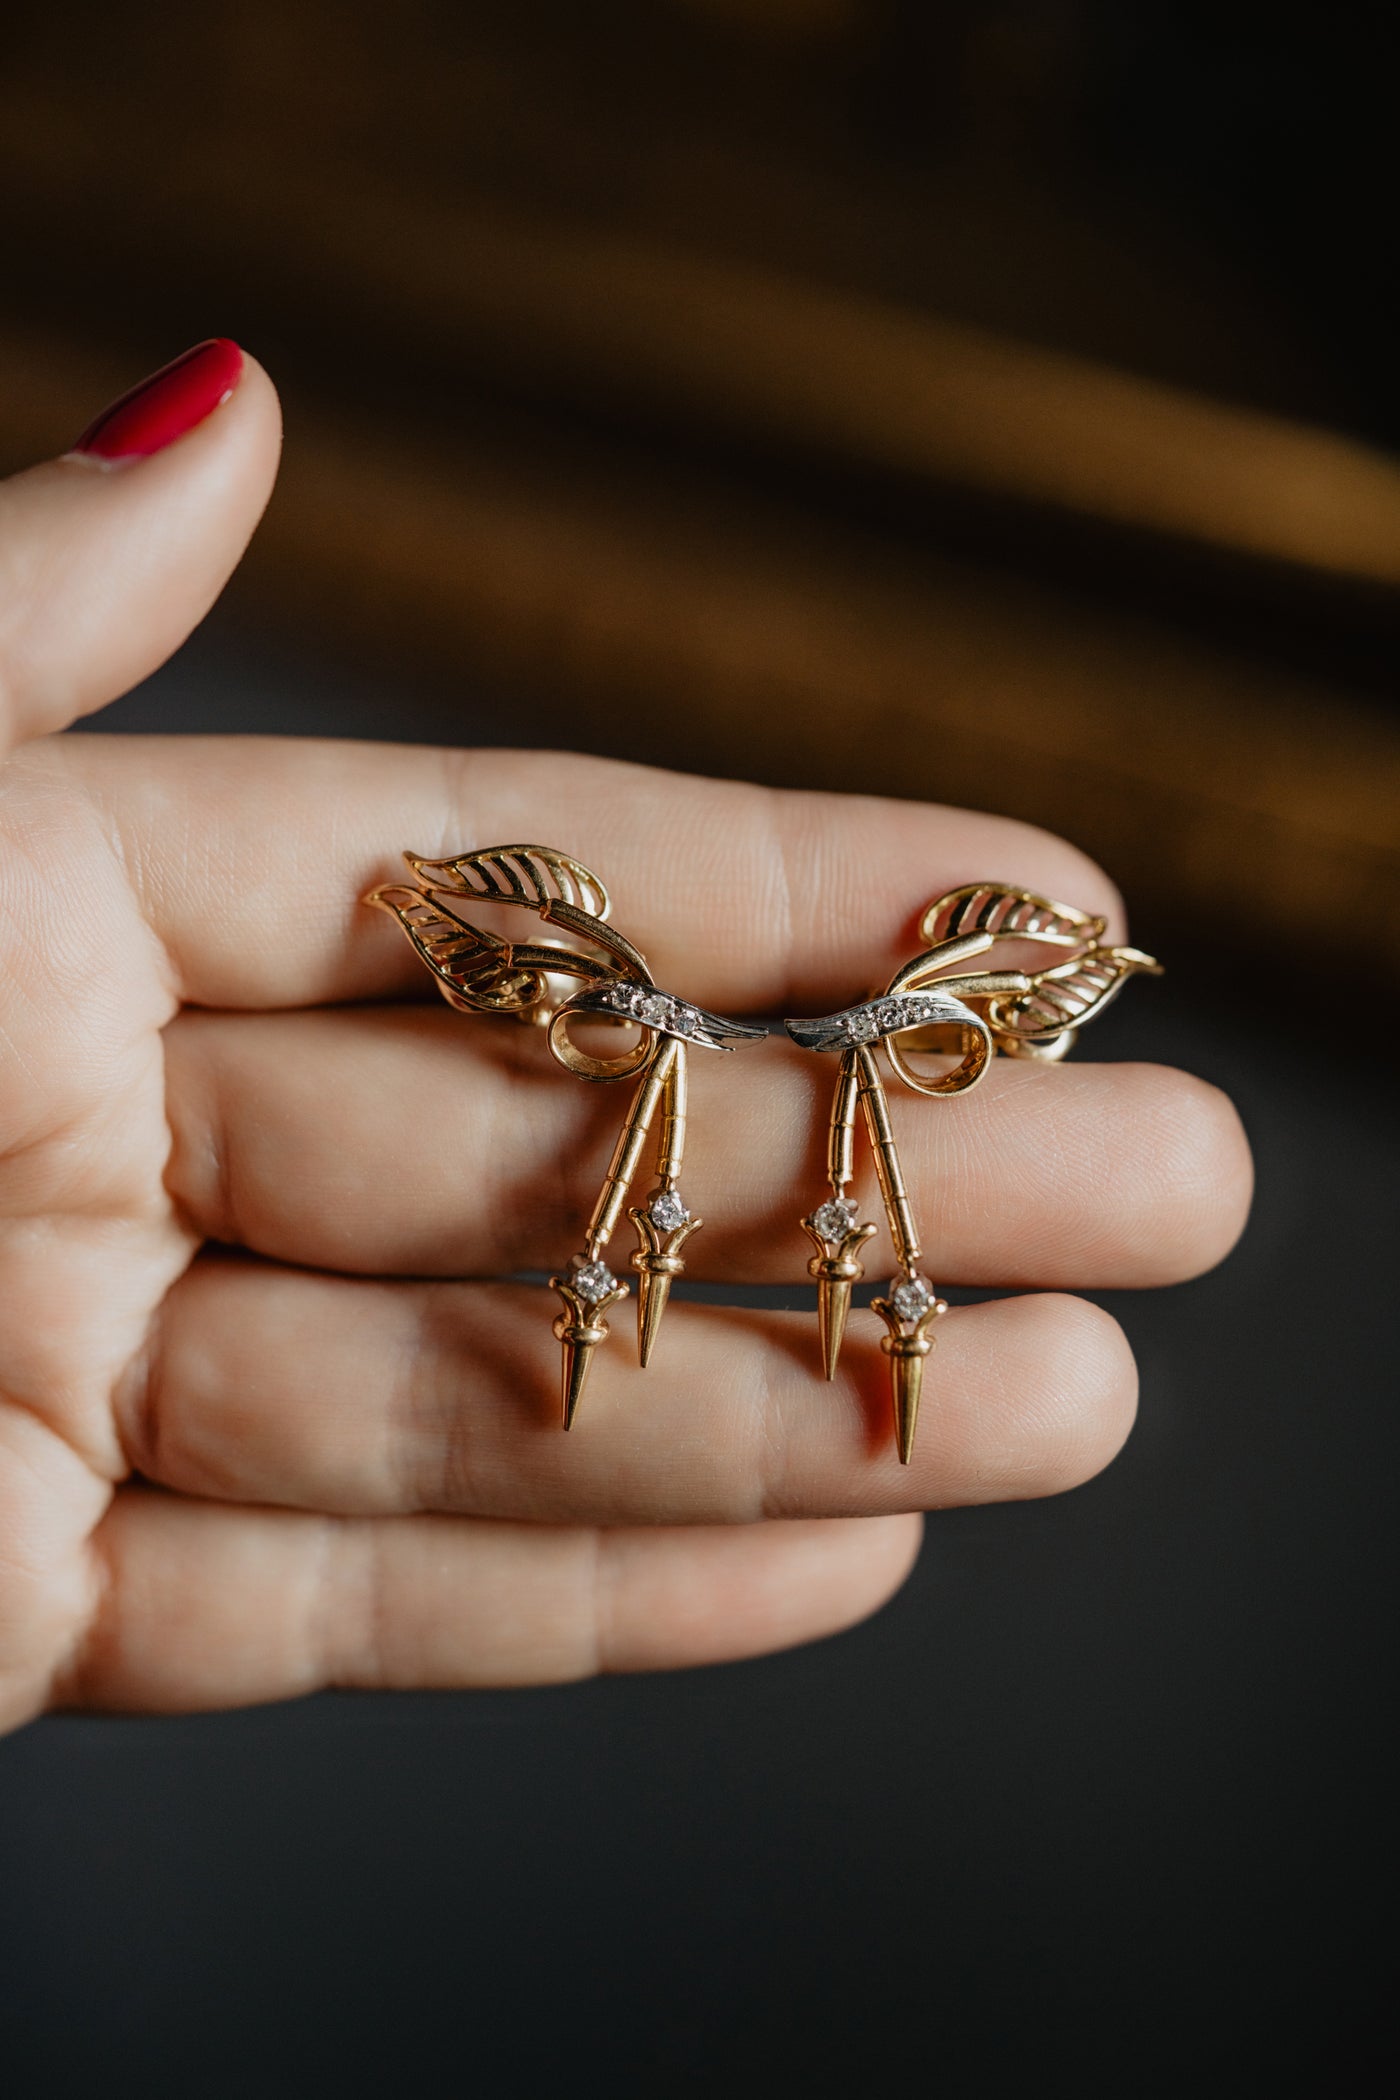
[828, 1054, 860, 1188]
[802, 1218, 879, 1381]
[798, 1042, 879, 1377]
[629, 1204, 705, 1367]
[366, 844, 762, 1425]
[870, 1291, 948, 1466]
[855, 1046, 921, 1270]
[656, 1034, 687, 1183]
[786, 881, 1161, 1462]
[547, 1005, 656, 1082]
[626, 1044, 702, 1364]
[550, 1271, 629, 1430]
[586, 1036, 678, 1251]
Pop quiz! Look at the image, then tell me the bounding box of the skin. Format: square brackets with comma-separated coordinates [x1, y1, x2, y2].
[0, 357, 1253, 1734]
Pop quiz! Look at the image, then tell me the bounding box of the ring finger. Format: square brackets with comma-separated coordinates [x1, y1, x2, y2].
[120, 1262, 1138, 1526]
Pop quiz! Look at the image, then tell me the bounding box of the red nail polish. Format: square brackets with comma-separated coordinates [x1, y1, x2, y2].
[70, 338, 244, 462]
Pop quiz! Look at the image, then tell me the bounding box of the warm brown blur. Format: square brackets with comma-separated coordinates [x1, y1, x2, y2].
[2, 0, 1396, 970]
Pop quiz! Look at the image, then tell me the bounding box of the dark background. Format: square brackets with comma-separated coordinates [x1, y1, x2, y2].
[1, 3, 1397, 2091]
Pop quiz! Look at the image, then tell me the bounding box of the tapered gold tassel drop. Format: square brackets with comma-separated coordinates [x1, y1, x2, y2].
[365, 844, 763, 1427]
[786, 883, 1161, 1463]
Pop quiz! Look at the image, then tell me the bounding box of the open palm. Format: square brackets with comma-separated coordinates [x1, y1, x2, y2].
[0, 352, 1252, 1734]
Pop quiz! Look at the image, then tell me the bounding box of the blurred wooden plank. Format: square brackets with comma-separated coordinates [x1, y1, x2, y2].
[3, 328, 1396, 970]
[0, 3, 1342, 427]
[2, 87, 1399, 590]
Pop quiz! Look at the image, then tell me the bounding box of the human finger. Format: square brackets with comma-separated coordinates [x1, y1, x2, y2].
[54, 1488, 922, 1713]
[60, 734, 1124, 1012]
[161, 1004, 1251, 1288]
[0, 342, 279, 755]
[119, 1269, 1137, 1525]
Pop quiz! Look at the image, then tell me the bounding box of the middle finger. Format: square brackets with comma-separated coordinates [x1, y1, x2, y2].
[163, 1005, 1249, 1289]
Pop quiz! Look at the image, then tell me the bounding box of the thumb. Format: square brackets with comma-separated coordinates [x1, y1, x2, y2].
[0, 339, 281, 757]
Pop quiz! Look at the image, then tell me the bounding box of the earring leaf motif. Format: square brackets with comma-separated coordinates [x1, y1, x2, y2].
[787, 883, 1161, 1463]
[366, 844, 762, 1425]
[406, 846, 612, 919]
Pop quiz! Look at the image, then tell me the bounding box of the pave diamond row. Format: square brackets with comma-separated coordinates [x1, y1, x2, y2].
[595, 982, 703, 1033]
[838, 994, 953, 1045]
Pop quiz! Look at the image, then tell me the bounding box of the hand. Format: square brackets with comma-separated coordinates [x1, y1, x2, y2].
[0, 347, 1252, 1734]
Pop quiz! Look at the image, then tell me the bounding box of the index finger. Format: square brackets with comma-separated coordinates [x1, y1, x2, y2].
[59, 736, 1125, 1011]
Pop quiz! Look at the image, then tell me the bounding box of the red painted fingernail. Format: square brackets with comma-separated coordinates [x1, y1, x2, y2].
[69, 338, 244, 462]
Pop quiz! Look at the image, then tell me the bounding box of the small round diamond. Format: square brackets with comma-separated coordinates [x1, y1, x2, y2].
[811, 1196, 859, 1241]
[875, 1000, 903, 1031]
[636, 993, 671, 1027]
[572, 1260, 617, 1304]
[649, 1189, 689, 1232]
[845, 1010, 877, 1043]
[890, 1275, 934, 1323]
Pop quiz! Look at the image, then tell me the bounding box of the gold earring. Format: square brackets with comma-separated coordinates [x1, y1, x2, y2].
[785, 884, 1161, 1465]
[365, 846, 764, 1428]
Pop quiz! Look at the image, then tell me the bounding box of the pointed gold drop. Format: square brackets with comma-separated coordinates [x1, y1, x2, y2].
[551, 1271, 626, 1431]
[628, 1203, 701, 1370]
[560, 1336, 594, 1430]
[890, 1351, 924, 1467]
[636, 1267, 672, 1369]
[803, 1218, 875, 1382]
[817, 1276, 852, 1382]
[872, 1295, 945, 1466]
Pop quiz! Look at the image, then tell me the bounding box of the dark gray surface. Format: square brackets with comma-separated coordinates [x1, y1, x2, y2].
[1, 625, 1392, 2094]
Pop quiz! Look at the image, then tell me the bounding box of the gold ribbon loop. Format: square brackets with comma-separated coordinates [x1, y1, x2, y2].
[546, 1004, 659, 1083]
[883, 1001, 994, 1096]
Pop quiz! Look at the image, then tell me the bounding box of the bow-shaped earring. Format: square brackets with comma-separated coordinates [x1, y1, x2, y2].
[366, 846, 764, 1427]
[785, 883, 1161, 1464]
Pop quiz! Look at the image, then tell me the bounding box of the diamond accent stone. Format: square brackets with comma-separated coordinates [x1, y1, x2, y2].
[649, 1189, 689, 1232]
[890, 1275, 934, 1322]
[845, 1011, 877, 1043]
[635, 993, 671, 1027]
[572, 1260, 617, 1304]
[811, 1196, 859, 1241]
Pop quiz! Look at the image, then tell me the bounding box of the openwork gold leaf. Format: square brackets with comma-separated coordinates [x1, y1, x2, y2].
[365, 844, 621, 1016]
[365, 885, 548, 1014]
[406, 846, 610, 922]
[921, 883, 1106, 951]
[987, 945, 1161, 1041]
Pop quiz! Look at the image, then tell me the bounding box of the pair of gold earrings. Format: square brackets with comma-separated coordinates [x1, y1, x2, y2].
[367, 846, 1160, 1463]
